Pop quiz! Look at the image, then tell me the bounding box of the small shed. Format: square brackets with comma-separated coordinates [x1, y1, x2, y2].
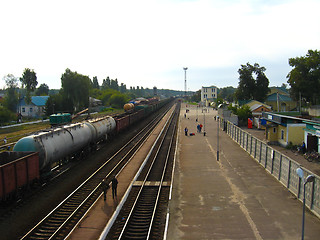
[262, 112, 305, 147]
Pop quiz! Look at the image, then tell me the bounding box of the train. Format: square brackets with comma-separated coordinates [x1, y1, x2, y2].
[0, 98, 172, 201]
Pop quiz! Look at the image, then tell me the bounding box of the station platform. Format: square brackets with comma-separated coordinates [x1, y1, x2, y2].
[166, 103, 320, 239]
[69, 103, 320, 239]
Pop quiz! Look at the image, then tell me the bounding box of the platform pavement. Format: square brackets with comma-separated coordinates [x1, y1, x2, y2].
[167, 103, 320, 240]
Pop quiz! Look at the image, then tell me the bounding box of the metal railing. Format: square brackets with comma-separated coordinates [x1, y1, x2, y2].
[222, 119, 320, 219]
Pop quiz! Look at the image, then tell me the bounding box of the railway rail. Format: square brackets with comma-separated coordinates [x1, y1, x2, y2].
[102, 103, 179, 240]
[20, 103, 174, 240]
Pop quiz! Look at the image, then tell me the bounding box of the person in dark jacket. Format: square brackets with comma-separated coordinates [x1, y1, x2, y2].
[101, 178, 109, 201]
[184, 127, 188, 136]
[112, 176, 118, 199]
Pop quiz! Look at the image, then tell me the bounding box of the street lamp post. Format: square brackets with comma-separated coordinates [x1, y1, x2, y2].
[203, 110, 206, 136]
[217, 116, 219, 161]
[183, 67, 188, 98]
[296, 167, 315, 240]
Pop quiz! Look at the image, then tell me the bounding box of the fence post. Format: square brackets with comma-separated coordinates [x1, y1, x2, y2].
[310, 181, 315, 209]
[297, 176, 301, 199]
[278, 155, 282, 181]
[287, 160, 291, 188]
[259, 142, 262, 163]
[271, 149, 274, 174]
[265, 145, 268, 168]
[254, 138, 257, 159]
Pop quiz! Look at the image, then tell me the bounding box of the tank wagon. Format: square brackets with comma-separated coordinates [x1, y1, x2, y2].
[13, 98, 171, 173]
[3, 98, 172, 201]
[13, 116, 116, 172]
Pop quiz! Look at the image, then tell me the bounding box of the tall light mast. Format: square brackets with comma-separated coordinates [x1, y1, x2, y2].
[183, 67, 188, 98]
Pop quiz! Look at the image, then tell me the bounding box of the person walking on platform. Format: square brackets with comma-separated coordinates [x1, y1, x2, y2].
[112, 176, 118, 199]
[184, 127, 188, 136]
[101, 178, 109, 201]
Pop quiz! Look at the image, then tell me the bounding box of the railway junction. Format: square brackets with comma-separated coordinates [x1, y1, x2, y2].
[68, 102, 320, 239]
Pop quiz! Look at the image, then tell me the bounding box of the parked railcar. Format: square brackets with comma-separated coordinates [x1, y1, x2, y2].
[13, 116, 116, 172]
[114, 114, 130, 133]
[50, 113, 72, 126]
[0, 152, 39, 201]
[124, 103, 135, 112]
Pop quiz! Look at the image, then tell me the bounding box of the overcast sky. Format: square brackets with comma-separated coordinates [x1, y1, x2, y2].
[1, 0, 319, 92]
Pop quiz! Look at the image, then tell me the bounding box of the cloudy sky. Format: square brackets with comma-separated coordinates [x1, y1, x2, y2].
[1, 0, 319, 92]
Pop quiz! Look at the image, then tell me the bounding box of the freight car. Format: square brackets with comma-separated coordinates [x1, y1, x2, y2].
[3, 98, 172, 202]
[13, 98, 172, 173]
[49, 113, 72, 126]
[13, 116, 116, 172]
[0, 152, 39, 201]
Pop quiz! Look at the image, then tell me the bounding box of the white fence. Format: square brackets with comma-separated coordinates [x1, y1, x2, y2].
[222, 120, 320, 219]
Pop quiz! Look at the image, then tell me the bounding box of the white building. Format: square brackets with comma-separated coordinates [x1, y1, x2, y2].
[201, 86, 217, 106]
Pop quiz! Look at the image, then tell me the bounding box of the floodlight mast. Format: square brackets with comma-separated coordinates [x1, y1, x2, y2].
[183, 67, 188, 98]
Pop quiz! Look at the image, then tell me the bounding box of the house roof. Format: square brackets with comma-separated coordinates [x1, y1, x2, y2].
[20, 96, 49, 106]
[245, 100, 271, 109]
[266, 93, 292, 102]
[31, 96, 49, 106]
[249, 104, 271, 112]
[269, 87, 289, 96]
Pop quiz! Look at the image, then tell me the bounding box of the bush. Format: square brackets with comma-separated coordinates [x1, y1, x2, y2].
[0, 107, 16, 125]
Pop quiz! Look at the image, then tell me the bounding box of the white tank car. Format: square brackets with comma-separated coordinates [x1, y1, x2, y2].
[85, 116, 116, 141]
[13, 116, 116, 171]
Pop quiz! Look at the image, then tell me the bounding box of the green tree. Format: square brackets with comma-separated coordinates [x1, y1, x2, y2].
[101, 77, 111, 89]
[3, 74, 19, 112]
[235, 63, 269, 102]
[228, 104, 252, 126]
[119, 83, 127, 93]
[218, 86, 236, 102]
[45, 93, 74, 115]
[61, 68, 91, 112]
[109, 93, 128, 108]
[110, 79, 119, 91]
[0, 106, 16, 124]
[20, 68, 38, 103]
[190, 90, 201, 102]
[92, 76, 100, 89]
[287, 49, 320, 105]
[35, 83, 49, 96]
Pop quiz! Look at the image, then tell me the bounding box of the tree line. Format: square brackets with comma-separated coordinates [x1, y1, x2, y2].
[1, 49, 319, 124]
[1, 68, 183, 123]
[213, 49, 320, 106]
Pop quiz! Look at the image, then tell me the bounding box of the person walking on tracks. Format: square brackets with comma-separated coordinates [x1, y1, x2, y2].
[112, 176, 118, 199]
[101, 178, 110, 201]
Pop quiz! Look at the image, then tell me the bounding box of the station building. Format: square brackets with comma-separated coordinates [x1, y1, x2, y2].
[201, 86, 217, 106]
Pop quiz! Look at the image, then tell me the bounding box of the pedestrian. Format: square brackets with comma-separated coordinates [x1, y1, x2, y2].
[197, 124, 200, 133]
[184, 113, 186, 118]
[112, 176, 118, 199]
[3, 137, 7, 145]
[184, 127, 188, 136]
[301, 141, 306, 154]
[101, 178, 110, 201]
[199, 124, 203, 132]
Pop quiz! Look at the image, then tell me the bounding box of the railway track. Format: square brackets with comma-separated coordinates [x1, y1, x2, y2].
[103, 103, 179, 240]
[20, 103, 174, 240]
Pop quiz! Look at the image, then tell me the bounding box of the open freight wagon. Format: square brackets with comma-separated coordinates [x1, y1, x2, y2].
[0, 152, 39, 201]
